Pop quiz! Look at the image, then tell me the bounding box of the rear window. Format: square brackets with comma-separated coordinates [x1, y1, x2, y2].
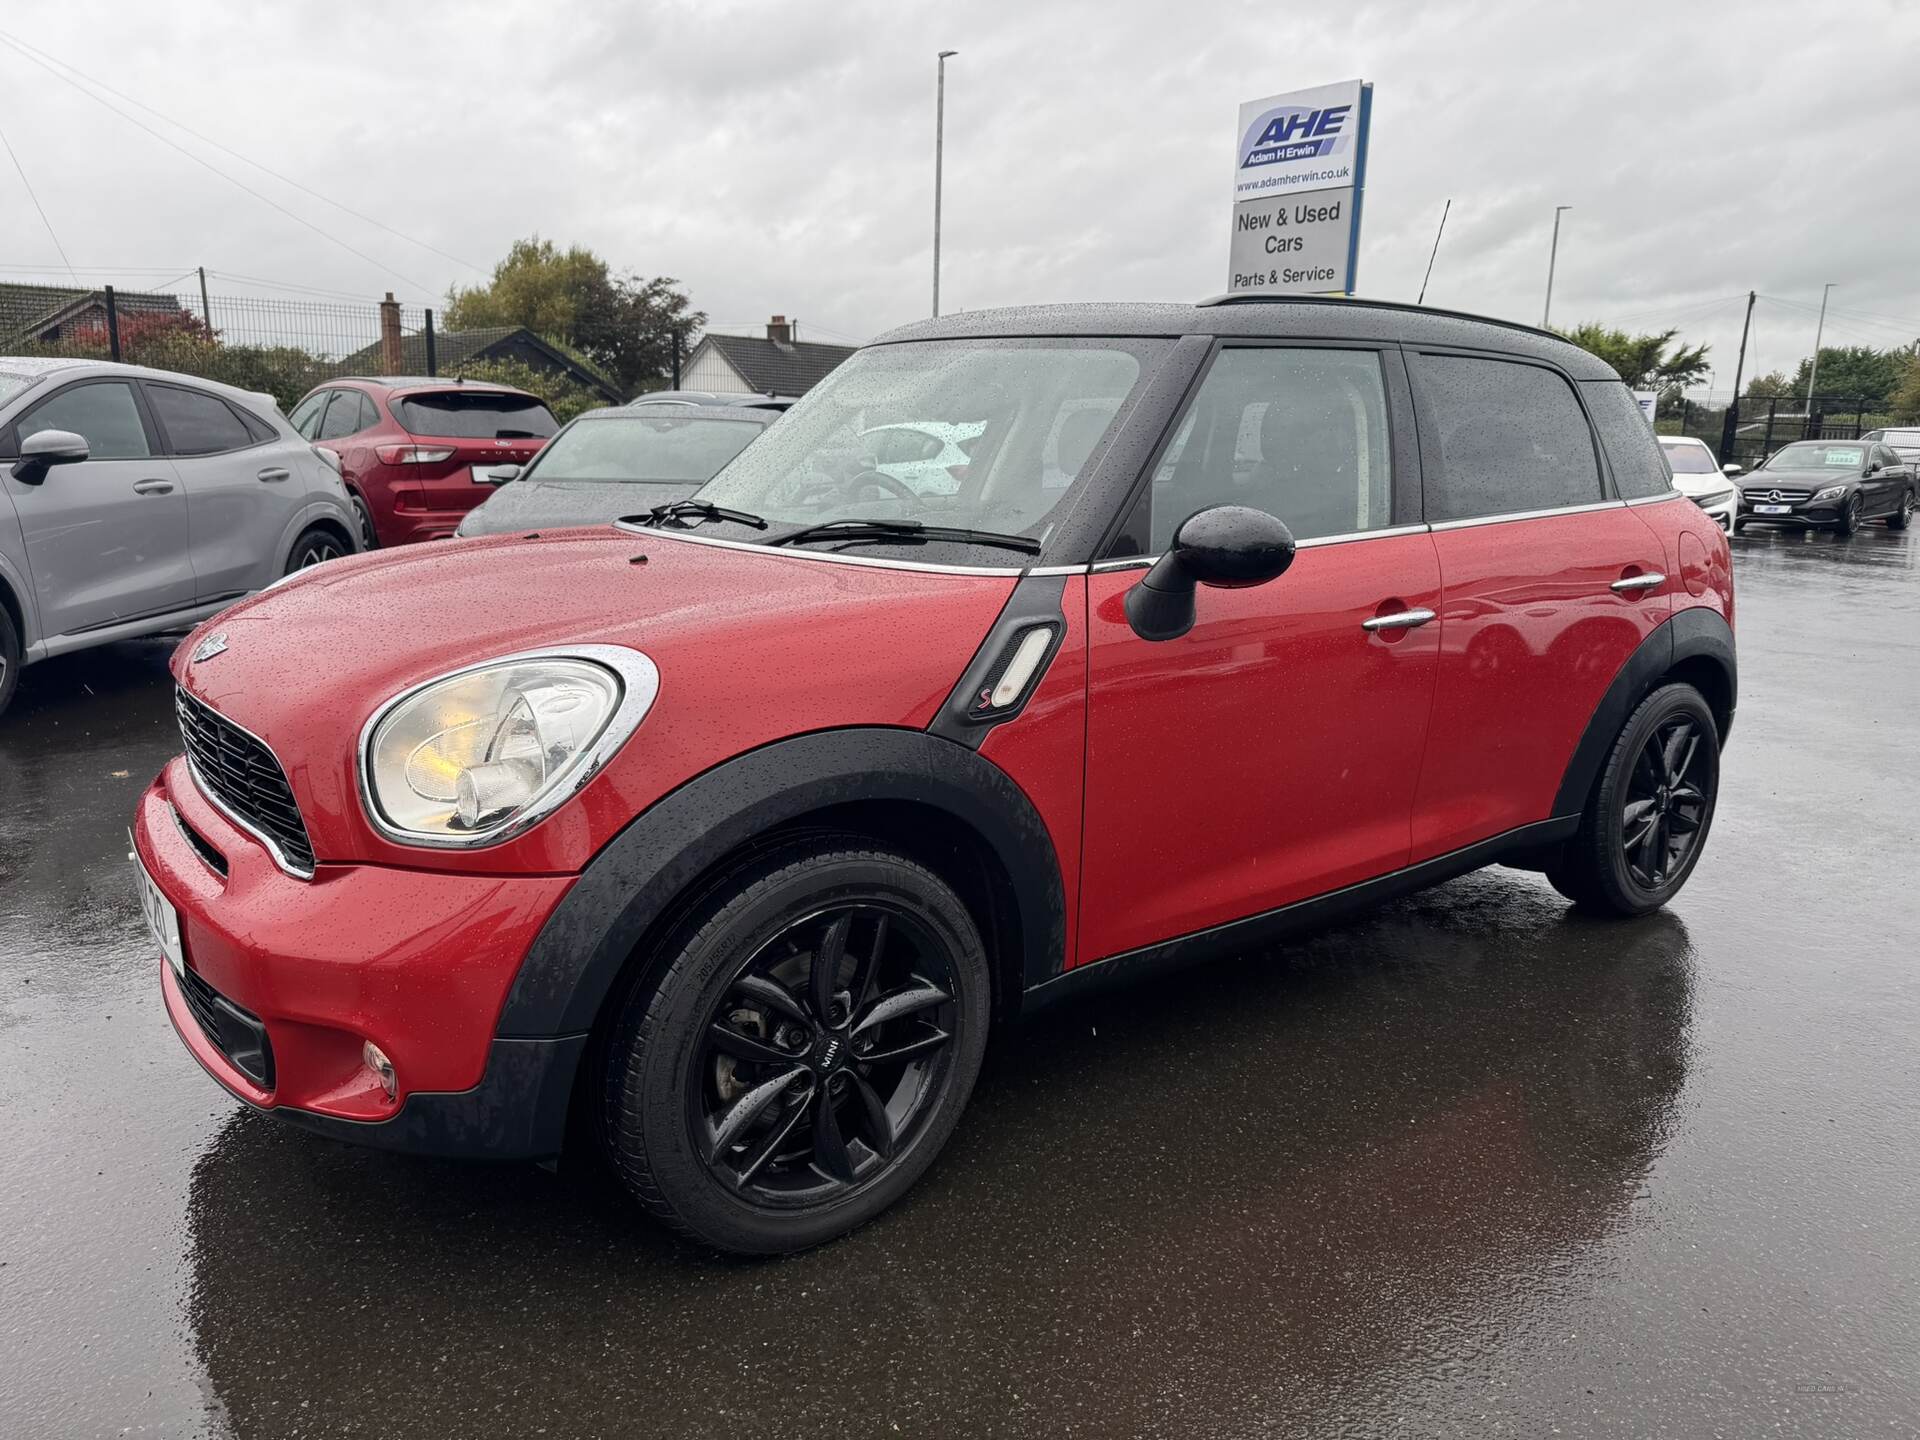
[528, 415, 766, 483]
[393, 390, 557, 440]
[1657, 441, 1718, 475]
[1414, 354, 1603, 518]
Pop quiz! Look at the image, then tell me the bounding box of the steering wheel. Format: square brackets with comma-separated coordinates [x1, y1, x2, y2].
[844, 468, 918, 504]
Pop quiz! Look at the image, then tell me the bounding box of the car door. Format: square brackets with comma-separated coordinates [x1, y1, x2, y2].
[143, 379, 295, 601]
[1, 377, 193, 639]
[1077, 343, 1442, 962]
[1406, 352, 1671, 862]
[1870, 444, 1904, 513]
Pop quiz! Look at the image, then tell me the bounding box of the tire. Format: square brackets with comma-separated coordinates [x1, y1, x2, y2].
[0, 603, 20, 720]
[601, 840, 991, 1254]
[1888, 489, 1914, 532]
[1547, 683, 1719, 917]
[1837, 493, 1862, 537]
[284, 525, 349, 575]
[349, 493, 378, 551]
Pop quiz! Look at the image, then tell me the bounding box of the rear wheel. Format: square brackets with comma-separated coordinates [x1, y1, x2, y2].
[350, 493, 378, 551]
[0, 604, 20, 719]
[601, 841, 990, 1254]
[1547, 683, 1719, 917]
[284, 525, 348, 575]
[1888, 489, 1914, 531]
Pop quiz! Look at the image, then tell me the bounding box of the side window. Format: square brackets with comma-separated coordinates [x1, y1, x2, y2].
[1581, 379, 1675, 499]
[233, 404, 277, 445]
[316, 391, 365, 442]
[17, 381, 151, 459]
[1416, 355, 1603, 519]
[1142, 347, 1393, 550]
[288, 392, 327, 439]
[147, 383, 254, 456]
[356, 393, 379, 431]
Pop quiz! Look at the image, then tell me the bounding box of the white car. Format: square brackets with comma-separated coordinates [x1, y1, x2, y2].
[1658, 436, 1739, 532]
[860, 421, 986, 496]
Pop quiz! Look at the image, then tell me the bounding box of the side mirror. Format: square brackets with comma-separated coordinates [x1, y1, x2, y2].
[1124, 505, 1296, 642]
[1721, 462, 1743, 476]
[477, 464, 520, 485]
[10, 428, 89, 483]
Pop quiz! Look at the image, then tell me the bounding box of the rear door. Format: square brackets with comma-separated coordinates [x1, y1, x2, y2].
[389, 389, 556, 530]
[1407, 353, 1670, 861]
[1, 377, 194, 638]
[1078, 342, 1442, 961]
[142, 380, 297, 601]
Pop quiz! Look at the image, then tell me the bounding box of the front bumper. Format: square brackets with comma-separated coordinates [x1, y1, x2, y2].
[1737, 498, 1846, 528]
[136, 757, 582, 1158]
[1689, 491, 1737, 531]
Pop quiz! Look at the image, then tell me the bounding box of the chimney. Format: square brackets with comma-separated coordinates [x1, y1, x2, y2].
[766, 314, 792, 344]
[378, 291, 404, 373]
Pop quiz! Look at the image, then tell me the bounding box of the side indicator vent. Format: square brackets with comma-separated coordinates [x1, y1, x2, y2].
[972, 623, 1060, 719]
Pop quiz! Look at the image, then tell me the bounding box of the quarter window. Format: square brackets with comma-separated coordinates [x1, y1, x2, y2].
[1416, 355, 1602, 519]
[147, 383, 254, 456]
[17, 381, 150, 459]
[1140, 347, 1393, 551]
[1585, 379, 1680, 497]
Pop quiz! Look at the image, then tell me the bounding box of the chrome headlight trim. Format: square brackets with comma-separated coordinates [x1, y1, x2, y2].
[357, 644, 660, 850]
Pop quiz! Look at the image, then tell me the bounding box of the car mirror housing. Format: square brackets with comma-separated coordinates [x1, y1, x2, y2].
[478, 464, 521, 485]
[10, 428, 90, 482]
[1721, 462, 1743, 475]
[1124, 504, 1296, 642]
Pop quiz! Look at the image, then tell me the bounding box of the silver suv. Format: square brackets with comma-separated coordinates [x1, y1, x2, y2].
[0, 358, 359, 717]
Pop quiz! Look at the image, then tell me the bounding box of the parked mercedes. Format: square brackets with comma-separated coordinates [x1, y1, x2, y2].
[0, 357, 357, 719]
[453, 404, 777, 538]
[133, 297, 1735, 1254]
[1735, 439, 1915, 536]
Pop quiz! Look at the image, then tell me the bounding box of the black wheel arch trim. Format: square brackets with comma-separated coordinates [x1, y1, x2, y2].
[1551, 605, 1736, 819]
[494, 726, 1067, 1038]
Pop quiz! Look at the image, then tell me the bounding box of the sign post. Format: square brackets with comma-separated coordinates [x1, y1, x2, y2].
[1228, 79, 1372, 298]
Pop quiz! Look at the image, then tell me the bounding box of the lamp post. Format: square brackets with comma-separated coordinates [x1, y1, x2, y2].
[1540, 205, 1571, 328]
[933, 49, 958, 317]
[1804, 282, 1835, 415]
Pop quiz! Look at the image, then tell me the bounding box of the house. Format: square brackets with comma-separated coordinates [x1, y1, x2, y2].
[0, 282, 190, 347]
[335, 325, 622, 402]
[680, 316, 855, 397]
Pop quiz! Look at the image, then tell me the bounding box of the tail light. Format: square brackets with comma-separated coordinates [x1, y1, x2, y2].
[375, 444, 456, 465]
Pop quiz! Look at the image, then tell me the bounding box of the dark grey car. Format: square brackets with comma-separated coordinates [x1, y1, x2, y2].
[453, 405, 778, 537]
[0, 358, 359, 717]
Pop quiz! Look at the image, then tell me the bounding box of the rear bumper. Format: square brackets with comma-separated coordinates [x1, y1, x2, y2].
[136, 758, 581, 1158]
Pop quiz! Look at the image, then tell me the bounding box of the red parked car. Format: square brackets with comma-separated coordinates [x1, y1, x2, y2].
[287, 377, 558, 548]
[133, 298, 1734, 1254]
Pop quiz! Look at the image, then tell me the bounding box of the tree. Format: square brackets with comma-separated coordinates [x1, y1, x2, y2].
[443, 357, 604, 424]
[1556, 323, 1710, 391]
[444, 237, 704, 396]
[1787, 344, 1913, 409]
[1743, 371, 1793, 399]
[1890, 355, 1920, 424]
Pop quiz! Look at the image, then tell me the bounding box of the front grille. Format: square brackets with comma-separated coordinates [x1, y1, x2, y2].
[1744, 487, 1810, 502]
[178, 963, 276, 1089]
[175, 688, 315, 876]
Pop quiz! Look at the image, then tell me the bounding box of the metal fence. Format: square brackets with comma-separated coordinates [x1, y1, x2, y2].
[1, 285, 438, 410]
[1652, 393, 1892, 469]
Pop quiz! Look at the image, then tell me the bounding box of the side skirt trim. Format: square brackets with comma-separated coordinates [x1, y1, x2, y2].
[1018, 815, 1579, 1016]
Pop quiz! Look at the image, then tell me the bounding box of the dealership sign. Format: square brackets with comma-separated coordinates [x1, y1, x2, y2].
[1229, 79, 1372, 297]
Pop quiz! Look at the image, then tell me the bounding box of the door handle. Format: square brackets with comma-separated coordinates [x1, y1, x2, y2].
[256, 466, 291, 483]
[1361, 608, 1437, 632]
[132, 478, 175, 496]
[1610, 572, 1666, 593]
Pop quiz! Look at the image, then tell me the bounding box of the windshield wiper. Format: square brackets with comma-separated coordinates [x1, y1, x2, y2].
[630, 499, 769, 530]
[769, 517, 1042, 555]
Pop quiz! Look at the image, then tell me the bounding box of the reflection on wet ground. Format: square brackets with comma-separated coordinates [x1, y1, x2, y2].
[4, 526, 1919, 1437]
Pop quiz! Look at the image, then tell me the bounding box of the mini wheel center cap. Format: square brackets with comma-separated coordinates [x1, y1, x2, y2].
[814, 1035, 845, 1071]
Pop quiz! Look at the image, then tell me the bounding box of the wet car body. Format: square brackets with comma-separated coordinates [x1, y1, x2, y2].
[132, 296, 1736, 1254]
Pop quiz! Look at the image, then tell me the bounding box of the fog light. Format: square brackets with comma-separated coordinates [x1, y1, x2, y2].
[362, 1040, 397, 1102]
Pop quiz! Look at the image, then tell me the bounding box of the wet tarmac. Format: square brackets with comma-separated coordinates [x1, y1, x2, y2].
[3, 525, 1918, 1438]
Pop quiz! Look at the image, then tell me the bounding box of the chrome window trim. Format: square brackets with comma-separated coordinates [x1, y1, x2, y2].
[356, 644, 661, 852]
[614, 522, 1030, 577]
[1093, 522, 1430, 572]
[182, 751, 315, 881]
[1625, 491, 1689, 508]
[1427, 499, 1624, 532]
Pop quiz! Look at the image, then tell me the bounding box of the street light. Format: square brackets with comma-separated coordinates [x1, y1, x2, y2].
[933, 49, 958, 318]
[1541, 205, 1571, 328]
[1804, 282, 1835, 416]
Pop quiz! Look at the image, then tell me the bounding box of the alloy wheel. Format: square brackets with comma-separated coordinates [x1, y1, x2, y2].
[1620, 715, 1711, 890]
[292, 537, 344, 570]
[689, 904, 958, 1205]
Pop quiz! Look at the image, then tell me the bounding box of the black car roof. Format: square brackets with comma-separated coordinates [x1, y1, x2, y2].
[874, 295, 1619, 381]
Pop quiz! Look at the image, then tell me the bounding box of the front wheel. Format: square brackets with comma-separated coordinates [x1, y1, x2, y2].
[0, 604, 20, 719]
[1547, 683, 1719, 916]
[601, 841, 991, 1254]
[1888, 489, 1914, 532]
[1838, 494, 1863, 537]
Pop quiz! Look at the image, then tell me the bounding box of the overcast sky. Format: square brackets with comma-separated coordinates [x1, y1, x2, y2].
[3, 0, 1917, 389]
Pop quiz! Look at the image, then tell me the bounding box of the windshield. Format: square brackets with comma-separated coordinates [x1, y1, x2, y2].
[1767, 443, 1865, 470]
[393, 391, 558, 439]
[1659, 441, 1719, 474]
[691, 339, 1161, 556]
[524, 414, 766, 483]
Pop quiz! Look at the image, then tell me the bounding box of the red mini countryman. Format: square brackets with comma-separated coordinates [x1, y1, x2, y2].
[133, 298, 1734, 1254]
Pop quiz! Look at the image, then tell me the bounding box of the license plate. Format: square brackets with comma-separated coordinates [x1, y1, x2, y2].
[1754, 504, 1792, 514]
[132, 841, 185, 979]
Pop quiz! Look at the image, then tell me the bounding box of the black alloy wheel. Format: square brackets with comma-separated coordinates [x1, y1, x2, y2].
[1888, 489, 1914, 532]
[602, 842, 990, 1254]
[285, 528, 347, 574]
[1618, 715, 1711, 891]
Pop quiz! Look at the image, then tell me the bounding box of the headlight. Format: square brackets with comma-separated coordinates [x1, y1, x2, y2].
[361, 646, 659, 847]
[1812, 484, 1849, 502]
